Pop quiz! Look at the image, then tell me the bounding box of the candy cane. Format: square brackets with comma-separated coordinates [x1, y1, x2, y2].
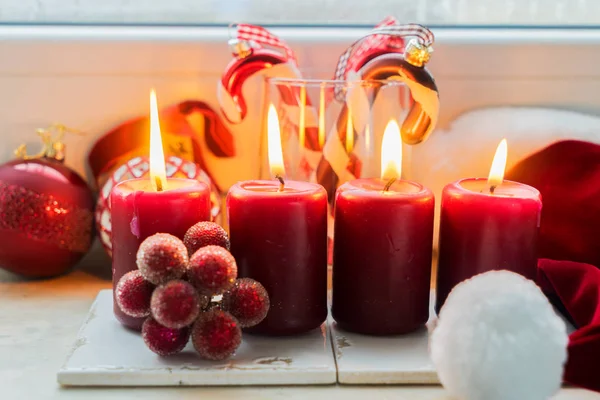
[218, 24, 325, 179]
[217, 29, 291, 124]
[332, 23, 437, 145]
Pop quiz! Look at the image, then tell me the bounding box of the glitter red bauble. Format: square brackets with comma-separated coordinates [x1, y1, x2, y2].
[222, 278, 270, 328]
[142, 317, 191, 356]
[188, 245, 237, 295]
[0, 159, 94, 278]
[192, 309, 242, 360]
[136, 233, 188, 285]
[95, 156, 221, 257]
[151, 280, 202, 329]
[116, 270, 155, 318]
[184, 221, 230, 255]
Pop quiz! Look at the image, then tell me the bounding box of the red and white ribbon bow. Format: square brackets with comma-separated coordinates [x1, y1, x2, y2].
[234, 23, 298, 65]
[343, 16, 404, 80]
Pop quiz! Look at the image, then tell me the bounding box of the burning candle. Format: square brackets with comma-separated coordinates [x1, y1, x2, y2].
[227, 105, 328, 336]
[331, 120, 435, 335]
[436, 139, 542, 311]
[111, 90, 211, 330]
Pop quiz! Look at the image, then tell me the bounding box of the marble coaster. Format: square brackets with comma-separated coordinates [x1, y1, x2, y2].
[58, 290, 336, 386]
[330, 291, 439, 385]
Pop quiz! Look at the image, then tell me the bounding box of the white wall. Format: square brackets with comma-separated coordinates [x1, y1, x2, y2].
[0, 0, 598, 25]
[2, 25, 600, 197]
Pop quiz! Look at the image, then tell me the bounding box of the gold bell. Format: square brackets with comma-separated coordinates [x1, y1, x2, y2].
[228, 38, 253, 59]
[405, 39, 432, 68]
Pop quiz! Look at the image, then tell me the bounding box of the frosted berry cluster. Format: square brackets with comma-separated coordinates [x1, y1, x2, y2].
[115, 221, 270, 360]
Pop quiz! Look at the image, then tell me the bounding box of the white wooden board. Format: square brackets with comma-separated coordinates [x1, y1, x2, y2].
[331, 291, 439, 385]
[61, 289, 573, 386]
[330, 291, 576, 385]
[58, 290, 337, 386]
[331, 322, 438, 385]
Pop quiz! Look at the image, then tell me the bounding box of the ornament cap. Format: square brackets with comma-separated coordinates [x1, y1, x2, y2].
[405, 39, 432, 67]
[228, 38, 253, 58]
[14, 124, 83, 162]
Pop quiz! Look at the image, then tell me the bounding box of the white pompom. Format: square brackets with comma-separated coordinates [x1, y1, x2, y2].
[430, 270, 568, 400]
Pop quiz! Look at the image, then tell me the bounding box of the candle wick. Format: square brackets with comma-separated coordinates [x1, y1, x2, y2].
[489, 185, 496, 194]
[275, 174, 285, 192]
[155, 176, 163, 192]
[383, 177, 396, 192]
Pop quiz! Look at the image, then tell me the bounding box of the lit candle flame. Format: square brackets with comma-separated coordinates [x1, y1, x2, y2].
[381, 120, 403, 181]
[487, 138, 508, 193]
[149, 89, 168, 191]
[267, 104, 285, 180]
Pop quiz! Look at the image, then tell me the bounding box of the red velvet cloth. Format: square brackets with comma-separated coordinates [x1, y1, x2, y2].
[537, 259, 600, 391]
[506, 140, 600, 268]
[508, 141, 600, 390]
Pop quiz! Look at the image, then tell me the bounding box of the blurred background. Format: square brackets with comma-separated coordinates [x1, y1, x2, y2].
[0, 0, 596, 26]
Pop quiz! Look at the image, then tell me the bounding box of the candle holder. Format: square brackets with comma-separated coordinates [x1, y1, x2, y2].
[262, 77, 414, 201]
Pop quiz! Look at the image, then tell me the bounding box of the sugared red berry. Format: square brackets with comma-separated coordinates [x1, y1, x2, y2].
[142, 317, 190, 356]
[151, 280, 202, 329]
[184, 221, 230, 255]
[136, 233, 188, 285]
[192, 309, 241, 361]
[115, 270, 155, 318]
[222, 278, 270, 328]
[188, 245, 237, 295]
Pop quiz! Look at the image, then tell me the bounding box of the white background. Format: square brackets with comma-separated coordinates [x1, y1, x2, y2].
[2, 25, 600, 188]
[0, 0, 598, 25]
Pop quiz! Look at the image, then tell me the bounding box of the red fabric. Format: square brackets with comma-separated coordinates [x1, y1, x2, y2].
[537, 259, 600, 391]
[506, 140, 600, 268]
[509, 140, 600, 390]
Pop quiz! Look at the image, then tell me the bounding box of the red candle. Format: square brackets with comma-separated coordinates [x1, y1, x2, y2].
[436, 139, 542, 311]
[332, 120, 435, 335]
[227, 105, 328, 335]
[111, 90, 211, 330]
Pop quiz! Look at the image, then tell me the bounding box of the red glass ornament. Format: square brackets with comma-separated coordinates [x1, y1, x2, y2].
[0, 158, 94, 278]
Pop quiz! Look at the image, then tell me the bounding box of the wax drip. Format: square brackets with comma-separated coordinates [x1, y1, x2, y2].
[130, 191, 141, 238]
